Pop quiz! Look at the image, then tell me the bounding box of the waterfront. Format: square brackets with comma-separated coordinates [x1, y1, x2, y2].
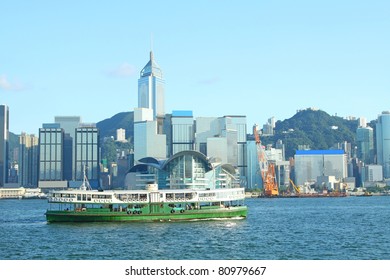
[1, 196, 390, 260]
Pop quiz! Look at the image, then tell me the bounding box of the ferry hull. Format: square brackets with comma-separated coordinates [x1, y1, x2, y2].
[45, 206, 247, 223]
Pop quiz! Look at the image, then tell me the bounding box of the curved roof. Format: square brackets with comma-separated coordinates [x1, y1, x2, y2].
[162, 150, 213, 172]
[220, 163, 237, 175]
[128, 151, 214, 174]
[140, 51, 163, 78]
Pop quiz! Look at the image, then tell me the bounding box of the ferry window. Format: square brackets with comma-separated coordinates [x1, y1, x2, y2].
[185, 193, 193, 200]
[175, 193, 185, 200]
[77, 194, 81, 200]
[140, 194, 147, 201]
[166, 194, 173, 200]
[87, 194, 91, 201]
[82, 194, 86, 201]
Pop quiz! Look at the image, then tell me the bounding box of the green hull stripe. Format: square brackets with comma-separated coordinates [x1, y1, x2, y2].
[46, 207, 248, 222]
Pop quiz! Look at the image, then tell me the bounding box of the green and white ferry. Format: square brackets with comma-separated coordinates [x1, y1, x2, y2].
[45, 179, 247, 222]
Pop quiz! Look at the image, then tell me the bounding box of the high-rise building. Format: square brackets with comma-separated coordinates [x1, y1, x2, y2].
[133, 108, 166, 162]
[55, 116, 81, 180]
[138, 51, 165, 119]
[356, 126, 374, 164]
[294, 150, 348, 186]
[38, 124, 64, 182]
[376, 111, 390, 178]
[0, 105, 9, 186]
[19, 133, 39, 187]
[219, 116, 247, 178]
[74, 125, 100, 187]
[169, 110, 195, 156]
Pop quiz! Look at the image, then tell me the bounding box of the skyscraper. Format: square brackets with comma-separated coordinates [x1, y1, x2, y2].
[138, 51, 165, 119]
[74, 125, 100, 188]
[19, 133, 39, 187]
[356, 125, 374, 164]
[0, 105, 9, 186]
[38, 124, 64, 182]
[376, 111, 390, 178]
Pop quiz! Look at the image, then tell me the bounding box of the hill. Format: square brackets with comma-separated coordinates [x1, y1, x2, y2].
[262, 109, 359, 159]
[96, 111, 134, 142]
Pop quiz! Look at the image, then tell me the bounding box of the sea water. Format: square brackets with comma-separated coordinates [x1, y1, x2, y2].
[1, 196, 389, 260]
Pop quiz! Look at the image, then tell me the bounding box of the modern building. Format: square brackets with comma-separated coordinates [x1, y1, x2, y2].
[356, 125, 374, 164]
[74, 125, 100, 188]
[246, 140, 263, 189]
[376, 111, 390, 178]
[193, 115, 247, 183]
[38, 124, 67, 191]
[138, 51, 165, 119]
[362, 165, 383, 184]
[195, 117, 219, 155]
[219, 116, 247, 179]
[294, 150, 348, 186]
[169, 110, 195, 156]
[19, 133, 39, 187]
[133, 108, 166, 162]
[125, 150, 239, 191]
[0, 105, 9, 186]
[55, 116, 81, 180]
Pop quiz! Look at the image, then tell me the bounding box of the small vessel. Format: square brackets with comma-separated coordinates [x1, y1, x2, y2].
[45, 171, 247, 223]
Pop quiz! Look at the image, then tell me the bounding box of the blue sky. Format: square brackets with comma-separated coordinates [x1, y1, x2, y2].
[1, 0, 389, 134]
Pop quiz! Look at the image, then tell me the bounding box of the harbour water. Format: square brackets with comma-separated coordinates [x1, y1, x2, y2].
[1, 196, 389, 260]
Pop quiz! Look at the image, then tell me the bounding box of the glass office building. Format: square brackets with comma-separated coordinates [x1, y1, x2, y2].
[138, 51, 165, 119]
[170, 110, 195, 156]
[39, 125, 64, 181]
[376, 111, 390, 178]
[356, 126, 374, 164]
[74, 126, 100, 186]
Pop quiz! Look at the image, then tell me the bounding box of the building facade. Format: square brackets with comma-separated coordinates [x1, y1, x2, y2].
[55, 116, 81, 180]
[376, 111, 390, 178]
[38, 124, 64, 182]
[133, 108, 166, 162]
[169, 110, 195, 156]
[356, 126, 374, 164]
[138, 51, 165, 119]
[74, 125, 100, 187]
[294, 150, 348, 186]
[0, 105, 9, 186]
[19, 133, 39, 187]
[125, 151, 239, 191]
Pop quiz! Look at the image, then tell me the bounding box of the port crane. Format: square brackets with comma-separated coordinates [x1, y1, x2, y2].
[289, 178, 300, 194]
[253, 126, 279, 196]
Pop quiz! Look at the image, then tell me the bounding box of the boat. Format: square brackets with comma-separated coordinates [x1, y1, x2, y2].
[45, 172, 247, 223]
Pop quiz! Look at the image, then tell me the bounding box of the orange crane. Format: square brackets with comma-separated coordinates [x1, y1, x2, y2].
[253, 126, 279, 196]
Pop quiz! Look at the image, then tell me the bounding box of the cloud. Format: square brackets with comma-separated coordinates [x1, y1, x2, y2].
[0, 75, 26, 91]
[107, 63, 137, 78]
[197, 77, 220, 85]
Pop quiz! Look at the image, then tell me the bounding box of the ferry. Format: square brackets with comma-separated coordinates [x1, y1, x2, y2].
[45, 179, 247, 223]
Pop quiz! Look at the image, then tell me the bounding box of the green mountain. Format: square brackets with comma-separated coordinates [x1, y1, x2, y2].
[96, 111, 134, 141]
[262, 109, 359, 159]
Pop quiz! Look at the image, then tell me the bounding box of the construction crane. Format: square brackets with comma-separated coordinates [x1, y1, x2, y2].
[289, 178, 300, 194]
[253, 125, 279, 196]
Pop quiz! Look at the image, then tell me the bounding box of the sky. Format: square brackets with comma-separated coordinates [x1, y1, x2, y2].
[1, 0, 389, 134]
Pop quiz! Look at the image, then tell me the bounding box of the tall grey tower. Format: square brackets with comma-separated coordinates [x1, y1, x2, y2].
[138, 51, 165, 119]
[376, 111, 390, 178]
[0, 105, 9, 186]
